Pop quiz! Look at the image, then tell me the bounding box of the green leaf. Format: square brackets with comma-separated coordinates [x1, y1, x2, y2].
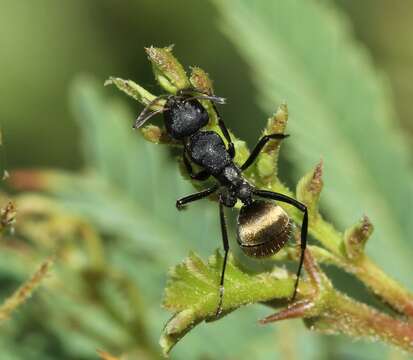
[104, 77, 161, 108]
[161, 251, 294, 356]
[0, 258, 52, 322]
[212, 0, 413, 287]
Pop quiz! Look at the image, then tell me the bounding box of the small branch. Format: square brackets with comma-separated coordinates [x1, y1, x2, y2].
[262, 250, 413, 352]
[0, 257, 53, 322]
[311, 291, 413, 352]
[263, 167, 413, 319]
[354, 256, 413, 317]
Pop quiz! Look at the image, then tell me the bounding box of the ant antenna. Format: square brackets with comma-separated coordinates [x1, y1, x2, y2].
[178, 89, 226, 105]
[185, 95, 226, 104]
[133, 95, 170, 129]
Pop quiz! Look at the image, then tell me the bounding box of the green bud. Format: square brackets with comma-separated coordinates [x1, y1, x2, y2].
[190, 66, 214, 95]
[104, 77, 162, 108]
[344, 215, 373, 261]
[255, 103, 290, 182]
[296, 161, 323, 219]
[257, 152, 276, 180]
[160, 309, 196, 357]
[145, 46, 190, 93]
[0, 201, 16, 231]
[140, 125, 178, 145]
[265, 103, 288, 137]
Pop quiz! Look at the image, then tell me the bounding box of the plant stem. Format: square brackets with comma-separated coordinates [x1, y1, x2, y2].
[308, 290, 413, 352]
[266, 179, 413, 319]
[264, 250, 413, 353]
[354, 256, 413, 317]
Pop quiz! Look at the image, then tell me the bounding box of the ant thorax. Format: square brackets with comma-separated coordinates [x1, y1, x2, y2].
[218, 164, 253, 207]
[188, 131, 232, 175]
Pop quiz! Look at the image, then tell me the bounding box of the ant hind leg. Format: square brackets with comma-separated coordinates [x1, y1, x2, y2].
[253, 189, 308, 300]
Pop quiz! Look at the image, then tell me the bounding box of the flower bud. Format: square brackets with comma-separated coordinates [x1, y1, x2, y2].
[344, 215, 373, 261]
[145, 46, 190, 93]
[190, 66, 214, 95]
[296, 161, 323, 219]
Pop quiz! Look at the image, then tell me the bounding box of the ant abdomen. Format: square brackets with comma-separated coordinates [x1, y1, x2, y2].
[237, 200, 293, 258]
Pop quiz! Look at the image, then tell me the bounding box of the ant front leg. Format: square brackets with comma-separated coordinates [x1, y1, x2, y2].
[134, 94, 171, 129]
[176, 185, 218, 210]
[253, 189, 308, 301]
[214, 104, 235, 159]
[240, 133, 289, 171]
[183, 151, 210, 181]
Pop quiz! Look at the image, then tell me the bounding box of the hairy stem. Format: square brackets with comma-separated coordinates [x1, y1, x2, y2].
[306, 290, 413, 352]
[265, 178, 413, 319]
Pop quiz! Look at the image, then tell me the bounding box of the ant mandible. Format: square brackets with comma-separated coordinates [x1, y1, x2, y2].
[135, 88, 308, 316]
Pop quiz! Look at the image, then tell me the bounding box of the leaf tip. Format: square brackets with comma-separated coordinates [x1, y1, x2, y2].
[344, 215, 374, 261]
[0, 257, 53, 322]
[160, 309, 197, 357]
[103, 77, 115, 87]
[266, 102, 289, 135]
[296, 160, 324, 217]
[145, 45, 189, 92]
[189, 66, 214, 95]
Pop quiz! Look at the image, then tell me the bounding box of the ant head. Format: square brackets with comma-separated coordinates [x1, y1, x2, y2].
[237, 200, 292, 258]
[133, 90, 225, 139]
[164, 96, 209, 139]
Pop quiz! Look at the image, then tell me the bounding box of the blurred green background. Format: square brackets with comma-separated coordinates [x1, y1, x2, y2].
[1, 1, 413, 359]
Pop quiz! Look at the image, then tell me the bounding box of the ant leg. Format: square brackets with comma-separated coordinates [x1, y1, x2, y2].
[216, 200, 229, 317]
[183, 152, 210, 181]
[134, 108, 165, 129]
[214, 104, 235, 159]
[253, 189, 308, 300]
[176, 185, 218, 210]
[240, 134, 289, 171]
[177, 89, 226, 105]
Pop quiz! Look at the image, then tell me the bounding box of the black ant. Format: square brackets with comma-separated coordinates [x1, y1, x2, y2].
[134, 89, 308, 316]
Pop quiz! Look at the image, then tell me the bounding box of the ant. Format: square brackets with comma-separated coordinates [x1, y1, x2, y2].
[134, 88, 308, 316]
